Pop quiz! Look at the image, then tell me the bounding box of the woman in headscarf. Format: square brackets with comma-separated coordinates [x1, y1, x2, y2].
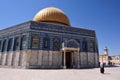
[100, 62, 104, 74]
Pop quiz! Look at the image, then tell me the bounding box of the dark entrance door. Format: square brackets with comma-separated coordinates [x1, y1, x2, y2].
[66, 52, 72, 68]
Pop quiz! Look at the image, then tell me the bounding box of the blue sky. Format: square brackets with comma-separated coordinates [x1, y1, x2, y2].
[0, 0, 120, 55]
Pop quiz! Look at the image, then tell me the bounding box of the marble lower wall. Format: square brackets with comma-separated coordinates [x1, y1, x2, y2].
[95, 53, 99, 67]
[80, 52, 99, 68]
[0, 50, 28, 68]
[88, 53, 95, 67]
[1, 52, 7, 65]
[28, 50, 62, 69]
[0, 50, 99, 69]
[80, 52, 88, 68]
[6, 51, 13, 66]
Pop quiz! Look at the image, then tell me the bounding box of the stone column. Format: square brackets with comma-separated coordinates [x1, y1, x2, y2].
[0, 40, 4, 65]
[60, 51, 63, 68]
[77, 48, 80, 68]
[71, 51, 74, 68]
[6, 38, 9, 51]
[19, 34, 22, 50]
[63, 50, 66, 69]
[5, 39, 9, 65]
[12, 37, 15, 51]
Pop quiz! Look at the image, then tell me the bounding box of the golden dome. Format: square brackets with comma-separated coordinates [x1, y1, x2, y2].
[33, 7, 70, 26]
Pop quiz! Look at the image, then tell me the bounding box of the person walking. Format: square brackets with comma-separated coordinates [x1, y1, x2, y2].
[100, 62, 104, 74]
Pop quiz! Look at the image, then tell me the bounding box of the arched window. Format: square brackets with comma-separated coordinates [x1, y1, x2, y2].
[53, 37, 60, 50]
[22, 35, 27, 49]
[67, 40, 78, 48]
[14, 37, 19, 50]
[3, 40, 7, 52]
[89, 41, 95, 52]
[8, 38, 13, 51]
[43, 37, 50, 49]
[32, 35, 40, 49]
[82, 41, 88, 52]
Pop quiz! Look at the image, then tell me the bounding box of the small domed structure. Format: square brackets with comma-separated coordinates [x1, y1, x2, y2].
[33, 7, 70, 26]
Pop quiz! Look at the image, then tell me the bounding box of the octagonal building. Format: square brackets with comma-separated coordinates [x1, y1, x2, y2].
[0, 7, 99, 69]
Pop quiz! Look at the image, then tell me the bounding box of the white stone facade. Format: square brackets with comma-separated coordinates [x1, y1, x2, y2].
[0, 50, 99, 69]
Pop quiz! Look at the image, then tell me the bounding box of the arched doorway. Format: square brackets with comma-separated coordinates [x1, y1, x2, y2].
[62, 48, 80, 69]
[62, 39, 80, 69]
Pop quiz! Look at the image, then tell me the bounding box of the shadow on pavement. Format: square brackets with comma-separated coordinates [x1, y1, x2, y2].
[105, 65, 120, 68]
[103, 73, 111, 75]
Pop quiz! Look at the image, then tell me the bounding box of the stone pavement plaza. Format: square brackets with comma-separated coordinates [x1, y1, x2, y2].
[0, 66, 120, 80]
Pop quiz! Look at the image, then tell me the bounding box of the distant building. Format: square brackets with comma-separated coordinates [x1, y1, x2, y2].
[99, 47, 109, 66]
[110, 56, 120, 65]
[0, 7, 99, 69]
[99, 46, 120, 66]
